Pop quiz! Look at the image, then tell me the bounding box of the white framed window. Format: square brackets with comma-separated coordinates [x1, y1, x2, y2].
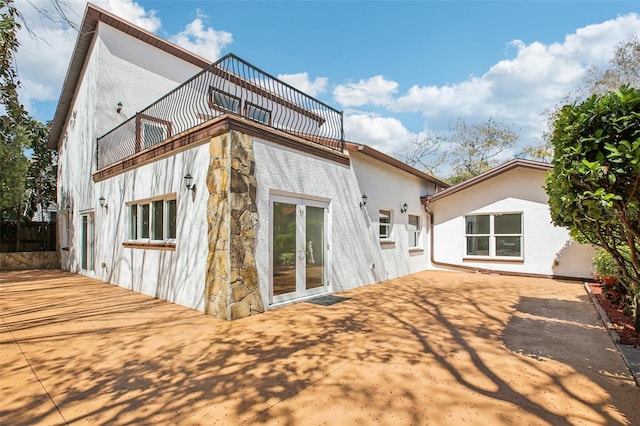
[80, 212, 94, 271]
[379, 209, 392, 240]
[245, 102, 271, 125]
[128, 196, 176, 242]
[465, 213, 522, 258]
[209, 88, 240, 113]
[408, 214, 421, 249]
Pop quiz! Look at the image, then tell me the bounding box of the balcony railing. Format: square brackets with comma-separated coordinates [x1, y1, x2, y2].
[97, 54, 344, 169]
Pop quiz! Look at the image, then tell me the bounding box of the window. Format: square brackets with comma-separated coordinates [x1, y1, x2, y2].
[245, 102, 271, 125]
[209, 88, 240, 113]
[465, 213, 522, 258]
[408, 214, 421, 249]
[379, 210, 392, 240]
[129, 196, 176, 242]
[80, 212, 94, 271]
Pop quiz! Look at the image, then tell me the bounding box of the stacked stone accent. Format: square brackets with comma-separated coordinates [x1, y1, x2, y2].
[206, 131, 264, 320]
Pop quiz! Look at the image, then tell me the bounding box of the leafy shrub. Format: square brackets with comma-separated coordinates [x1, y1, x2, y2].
[593, 249, 619, 280]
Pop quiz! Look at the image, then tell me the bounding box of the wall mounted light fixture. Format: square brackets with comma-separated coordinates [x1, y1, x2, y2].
[359, 193, 368, 207]
[99, 196, 108, 208]
[65, 205, 72, 214]
[116, 102, 123, 113]
[184, 173, 196, 192]
[401, 202, 408, 213]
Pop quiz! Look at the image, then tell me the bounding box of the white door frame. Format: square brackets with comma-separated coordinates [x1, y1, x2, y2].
[269, 194, 330, 305]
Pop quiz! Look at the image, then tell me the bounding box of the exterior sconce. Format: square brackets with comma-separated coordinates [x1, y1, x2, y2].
[401, 202, 408, 213]
[184, 173, 196, 192]
[359, 193, 368, 208]
[116, 102, 123, 113]
[65, 205, 72, 214]
[99, 196, 108, 208]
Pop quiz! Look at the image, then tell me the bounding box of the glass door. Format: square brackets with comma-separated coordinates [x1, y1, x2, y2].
[271, 195, 328, 304]
[80, 212, 95, 271]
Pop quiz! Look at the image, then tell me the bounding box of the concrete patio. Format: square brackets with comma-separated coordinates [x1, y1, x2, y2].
[1, 269, 639, 425]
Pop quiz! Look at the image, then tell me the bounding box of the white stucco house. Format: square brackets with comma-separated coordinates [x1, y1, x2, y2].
[48, 4, 594, 320]
[425, 159, 595, 279]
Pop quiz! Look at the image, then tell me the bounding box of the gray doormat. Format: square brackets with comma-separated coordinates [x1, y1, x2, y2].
[306, 295, 351, 306]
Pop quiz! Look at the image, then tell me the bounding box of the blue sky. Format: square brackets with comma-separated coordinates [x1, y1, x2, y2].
[14, 0, 640, 173]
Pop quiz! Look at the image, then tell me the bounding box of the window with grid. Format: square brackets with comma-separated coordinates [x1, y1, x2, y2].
[209, 88, 240, 113]
[408, 214, 421, 249]
[379, 209, 392, 240]
[129, 196, 177, 242]
[465, 213, 522, 258]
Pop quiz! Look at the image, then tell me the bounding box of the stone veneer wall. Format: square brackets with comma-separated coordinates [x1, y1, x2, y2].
[206, 131, 264, 320]
[0, 251, 60, 271]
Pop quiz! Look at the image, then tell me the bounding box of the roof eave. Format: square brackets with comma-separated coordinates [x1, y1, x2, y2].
[428, 159, 552, 202]
[345, 142, 450, 189]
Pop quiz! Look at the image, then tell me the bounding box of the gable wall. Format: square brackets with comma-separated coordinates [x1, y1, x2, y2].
[429, 167, 595, 278]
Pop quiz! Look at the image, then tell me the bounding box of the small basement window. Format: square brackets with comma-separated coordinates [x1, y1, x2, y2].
[209, 88, 240, 114]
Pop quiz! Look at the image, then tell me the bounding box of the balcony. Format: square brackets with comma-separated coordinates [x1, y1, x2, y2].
[96, 54, 344, 170]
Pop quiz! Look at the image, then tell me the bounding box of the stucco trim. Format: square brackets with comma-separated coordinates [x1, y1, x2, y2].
[93, 115, 350, 182]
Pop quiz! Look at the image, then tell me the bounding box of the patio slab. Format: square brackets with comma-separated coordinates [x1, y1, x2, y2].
[1, 269, 639, 425]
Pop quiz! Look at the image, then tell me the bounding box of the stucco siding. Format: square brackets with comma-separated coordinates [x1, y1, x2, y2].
[57, 22, 210, 311]
[95, 23, 203, 138]
[430, 167, 595, 278]
[254, 140, 379, 307]
[349, 152, 434, 277]
[93, 144, 210, 311]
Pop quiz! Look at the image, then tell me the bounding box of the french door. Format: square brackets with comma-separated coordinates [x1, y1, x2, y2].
[271, 195, 329, 304]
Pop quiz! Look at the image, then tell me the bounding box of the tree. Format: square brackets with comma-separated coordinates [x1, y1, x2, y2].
[445, 118, 518, 184]
[0, 0, 28, 219]
[397, 118, 518, 183]
[524, 35, 640, 162]
[585, 34, 640, 96]
[545, 86, 640, 331]
[396, 132, 448, 177]
[24, 119, 56, 220]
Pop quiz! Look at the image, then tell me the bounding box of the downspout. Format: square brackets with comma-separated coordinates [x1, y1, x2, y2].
[423, 196, 590, 282]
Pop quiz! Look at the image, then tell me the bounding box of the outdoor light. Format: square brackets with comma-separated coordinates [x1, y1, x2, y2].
[359, 193, 368, 207]
[65, 205, 72, 213]
[99, 196, 107, 208]
[116, 102, 123, 113]
[184, 173, 196, 192]
[401, 202, 408, 213]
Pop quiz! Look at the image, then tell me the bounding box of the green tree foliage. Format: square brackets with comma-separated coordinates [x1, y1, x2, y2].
[545, 86, 640, 331]
[24, 119, 56, 220]
[0, 0, 28, 218]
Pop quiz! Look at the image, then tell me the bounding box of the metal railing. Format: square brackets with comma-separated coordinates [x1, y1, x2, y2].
[97, 54, 344, 169]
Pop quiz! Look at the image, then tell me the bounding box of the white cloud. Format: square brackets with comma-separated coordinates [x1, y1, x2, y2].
[391, 13, 640, 146]
[277, 73, 328, 97]
[334, 75, 398, 107]
[13, 0, 232, 118]
[343, 111, 415, 153]
[169, 18, 232, 62]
